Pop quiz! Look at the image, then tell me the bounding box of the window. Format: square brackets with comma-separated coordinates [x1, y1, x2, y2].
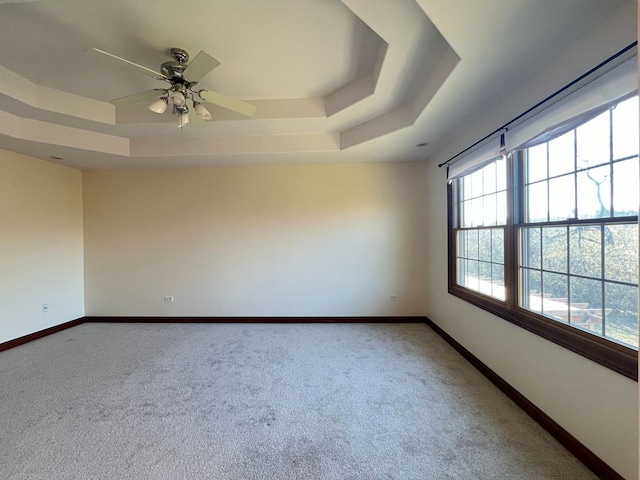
[456, 161, 507, 300]
[448, 95, 639, 380]
[519, 100, 639, 348]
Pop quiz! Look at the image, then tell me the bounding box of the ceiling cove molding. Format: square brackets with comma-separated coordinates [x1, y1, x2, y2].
[0, 0, 458, 158]
[337, 0, 460, 148]
[0, 110, 128, 155]
[324, 33, 388, 117]
[0, 65, 115, 124]
[0, 107, 339, 158]
[130, 133, 340, 157]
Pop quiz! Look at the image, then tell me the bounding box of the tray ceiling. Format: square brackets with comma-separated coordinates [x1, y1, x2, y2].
[0, 0, 633, 169]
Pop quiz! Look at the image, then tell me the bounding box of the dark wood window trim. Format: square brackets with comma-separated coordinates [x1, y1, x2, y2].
[447, 182, 638, 381]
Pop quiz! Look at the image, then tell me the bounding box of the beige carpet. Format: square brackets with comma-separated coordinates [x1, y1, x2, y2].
[0, 322, 595, 479]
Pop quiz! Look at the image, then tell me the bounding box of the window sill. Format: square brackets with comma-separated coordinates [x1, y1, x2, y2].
[448, 284, 638, 381]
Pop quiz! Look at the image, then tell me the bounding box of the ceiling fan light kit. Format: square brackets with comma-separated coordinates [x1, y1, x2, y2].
[193, 102, 213, 120]
[170, 90, 186, 106]
[91, 46, 256, 128]
[178, 112, 190, 128]
[148, 97, 168, 114]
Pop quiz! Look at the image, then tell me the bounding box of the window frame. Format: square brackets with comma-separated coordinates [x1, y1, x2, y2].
[447, 149, 638, 381]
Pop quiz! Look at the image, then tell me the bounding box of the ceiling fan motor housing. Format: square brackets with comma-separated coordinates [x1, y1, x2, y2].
[161, 48, 190, 82]
[161, 61, 187, 81]
[170, 47, 189, 63]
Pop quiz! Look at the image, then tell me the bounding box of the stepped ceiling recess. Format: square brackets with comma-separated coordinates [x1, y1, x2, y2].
[0, 0, 630, 169]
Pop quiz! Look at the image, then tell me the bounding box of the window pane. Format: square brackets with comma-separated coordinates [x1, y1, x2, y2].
[483, 162, 496, 194]
[467, 229, 478, 260]
[461, 200, 472, 228]
[521, 227, 541, 269]
[548, 131, 575, 177]
[479, 261, 492, 282]
[549, 174, 576, 221]
[491, 228, 504, 264]
[577, 164, 610, 219]
[496, 191, 507, 226]
[496, 159, 507, 192]
[471, 198, 484, 227]
[570, 276, 603, 335]
[527, 144, 548, 183]
[576, 110, 610, 169]
[492, 264, 505, 300]
[463, 176, 472, 201]
[457, 258, 466, 286]
[457, 230, 467, 258]
[456, 227, 504, 300]
[569, 226, 601, 278]
[542, 272, 569, 322]
[526, 181, 548, 222]
[543, 227, 567, 273]
[471, 170, 483, 198]
[458, 161, 505, 230]
[613, 96, 639, 160]
[483, 193, 497, 227]
[613, 158, 639, 217]
[466, 260, 479, 290]
[604, 224, 639, 284]
[476, 268, 493, 296]
[521, 268, 542, 312]
[478, 229, 492, 262]
[605, 283, 639, 348]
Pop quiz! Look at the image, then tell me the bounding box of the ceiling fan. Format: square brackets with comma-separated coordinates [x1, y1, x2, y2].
[88, 47, 256, 127]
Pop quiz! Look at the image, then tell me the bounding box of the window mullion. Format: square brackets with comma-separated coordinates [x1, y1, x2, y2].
[601, 224, 606, 338]
[546, 143, 550, 222]
[566, 225, 572, 326]
[609, 108, 614, 217]
[505, 153, 518, 310]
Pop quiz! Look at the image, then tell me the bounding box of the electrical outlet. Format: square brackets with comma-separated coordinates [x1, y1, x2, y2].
[42, 303, 49, 313]
[389, 294, 398, 301]
[164, 296, 174, 303]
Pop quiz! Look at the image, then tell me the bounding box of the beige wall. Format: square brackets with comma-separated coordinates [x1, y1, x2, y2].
[0, 149, 84, 343]
[82, 162, 428, 317]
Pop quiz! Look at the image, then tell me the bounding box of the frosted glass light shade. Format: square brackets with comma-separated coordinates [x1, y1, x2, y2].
[178, 113, 190, 127]
[194, 102, 212, 120]
[171, 91, 186, 106]
[148, 98, 168, 114]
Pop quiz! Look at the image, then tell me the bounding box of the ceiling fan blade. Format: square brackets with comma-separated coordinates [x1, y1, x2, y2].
[86, 48, 166, 80]
[110, 89, 165, 107]
[199, 90, 256, 117]
[184, 51, 221, 82]
[188, 108, 207, 128]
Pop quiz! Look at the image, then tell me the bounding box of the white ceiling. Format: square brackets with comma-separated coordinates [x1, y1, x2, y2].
[0, 0, 635, 169]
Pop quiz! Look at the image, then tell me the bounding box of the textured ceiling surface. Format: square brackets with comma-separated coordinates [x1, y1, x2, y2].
[0, 0, 635, 169]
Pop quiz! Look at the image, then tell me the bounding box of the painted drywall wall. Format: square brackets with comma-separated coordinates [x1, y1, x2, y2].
[83, 162, 427, 317]
[0, 149, 84, 343]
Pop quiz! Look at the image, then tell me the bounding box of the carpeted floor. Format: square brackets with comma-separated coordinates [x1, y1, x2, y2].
[0, 322, 595, 479]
